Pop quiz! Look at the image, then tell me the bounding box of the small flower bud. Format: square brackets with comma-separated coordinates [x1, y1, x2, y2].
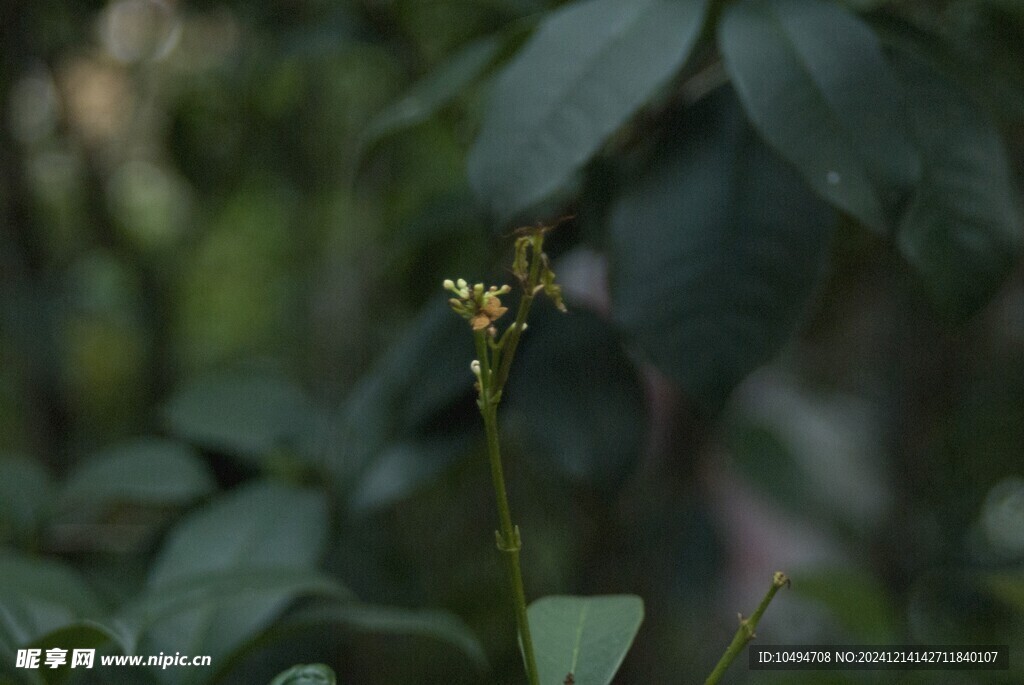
[443, 279, 455, 290]
[470, 360, 481, 377]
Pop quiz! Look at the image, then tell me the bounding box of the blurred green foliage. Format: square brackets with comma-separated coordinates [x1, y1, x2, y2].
[1, 0, 1023, 683]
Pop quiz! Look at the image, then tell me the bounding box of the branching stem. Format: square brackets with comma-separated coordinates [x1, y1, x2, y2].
[467, 232, 549, 685]
[704, 571, 789, 685]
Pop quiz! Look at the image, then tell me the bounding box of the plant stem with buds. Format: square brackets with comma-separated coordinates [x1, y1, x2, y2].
[448, 231, 557, 685]
[476, 329, 540, 685]
[704, 571, 790, 685]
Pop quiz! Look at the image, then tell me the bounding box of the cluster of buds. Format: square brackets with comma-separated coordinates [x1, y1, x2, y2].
[444, 278, 512, 332]
[512, 235, 567, 313]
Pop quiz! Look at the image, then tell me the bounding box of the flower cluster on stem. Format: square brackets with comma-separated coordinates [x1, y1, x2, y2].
[442, 226, 566, 685]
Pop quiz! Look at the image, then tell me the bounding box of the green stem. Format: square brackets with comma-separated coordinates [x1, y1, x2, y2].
[475, 332, 540, 685]
[704, 572, 789, 685]
[492, 233, 545, 393]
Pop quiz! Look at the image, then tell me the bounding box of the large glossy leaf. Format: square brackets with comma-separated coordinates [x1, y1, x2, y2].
[0, 553, 103, 646]
[162, 372, 313, 462]
[0, 455, 52, 542]
[719, 0, 919, 232]
[58, 439, 215, 509]
[139, 482, 328, 683]
[468, 0, 708, 220]
[528, 595, 643, 685]
[895, 57, 1022, 321]
[609, 90, 835, 410]
[503, 308, 645, 491]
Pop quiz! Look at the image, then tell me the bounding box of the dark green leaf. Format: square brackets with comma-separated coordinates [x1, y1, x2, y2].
[269, 664, 336, 685]
[358, 36, 503, 154]
[504, 308, 645, 490]
[943, 2, 1024, 121]
[277, 603, 488, 672]
[138, 482, 328, 683]
[119, 568, 351, 649]
[528, 595, 643, 685]
[347, 434, 472, 515]
[794, 568, 898, 642]
[0, 553, 103, 646]
[29, 621, 128, 685]
[330, 304, 474, 493]
[0, 456, 52, 543]
[895, 56, 1022, 321]
[984, 571, 1024, 614]
[609, 89, 834, 410]
[58, 439, 215, 509]
[162, 372, 313, 462]
[725, 422, 818, 518]
[908, 571, 1016, 644]
[719, 0, 919, 231]
[468, 0, 708, 220]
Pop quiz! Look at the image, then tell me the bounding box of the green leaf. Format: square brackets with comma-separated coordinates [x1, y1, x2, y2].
[29, 621, 129, 685]
[609, 89, 834, 411]
[984, 571, 1024, 614]
[58, 439, 215, 509]
[30, 619, 126, 650]
[347, 434, 472, 515]
[0, 456, 52, 543]
[138, 482, 328, 683]
[794, 568, 897, 642]
[528, 595, 643, 685]
[719, 0, 920, 232]
[358, 36, 503, 154]
[269, 664, 336, 685]
[725, 422, 819, 519]
[162, 372, 314, 462]
[895, 56, 1022, 321]
[0, 553, 103, 646]
[119, 569, 351, 650]
[276, 603, 488, 672]
[331, 304, 475, 496]
[468, 0, 708, 220]
[504, 308, 645, 491]
[907, 571, 1015, 644]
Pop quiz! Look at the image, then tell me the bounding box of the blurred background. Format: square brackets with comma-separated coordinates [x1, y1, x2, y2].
[1, 0, 1023, 683]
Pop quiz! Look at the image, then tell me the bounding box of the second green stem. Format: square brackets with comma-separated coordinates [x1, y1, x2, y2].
[704, 571, 789, 685]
